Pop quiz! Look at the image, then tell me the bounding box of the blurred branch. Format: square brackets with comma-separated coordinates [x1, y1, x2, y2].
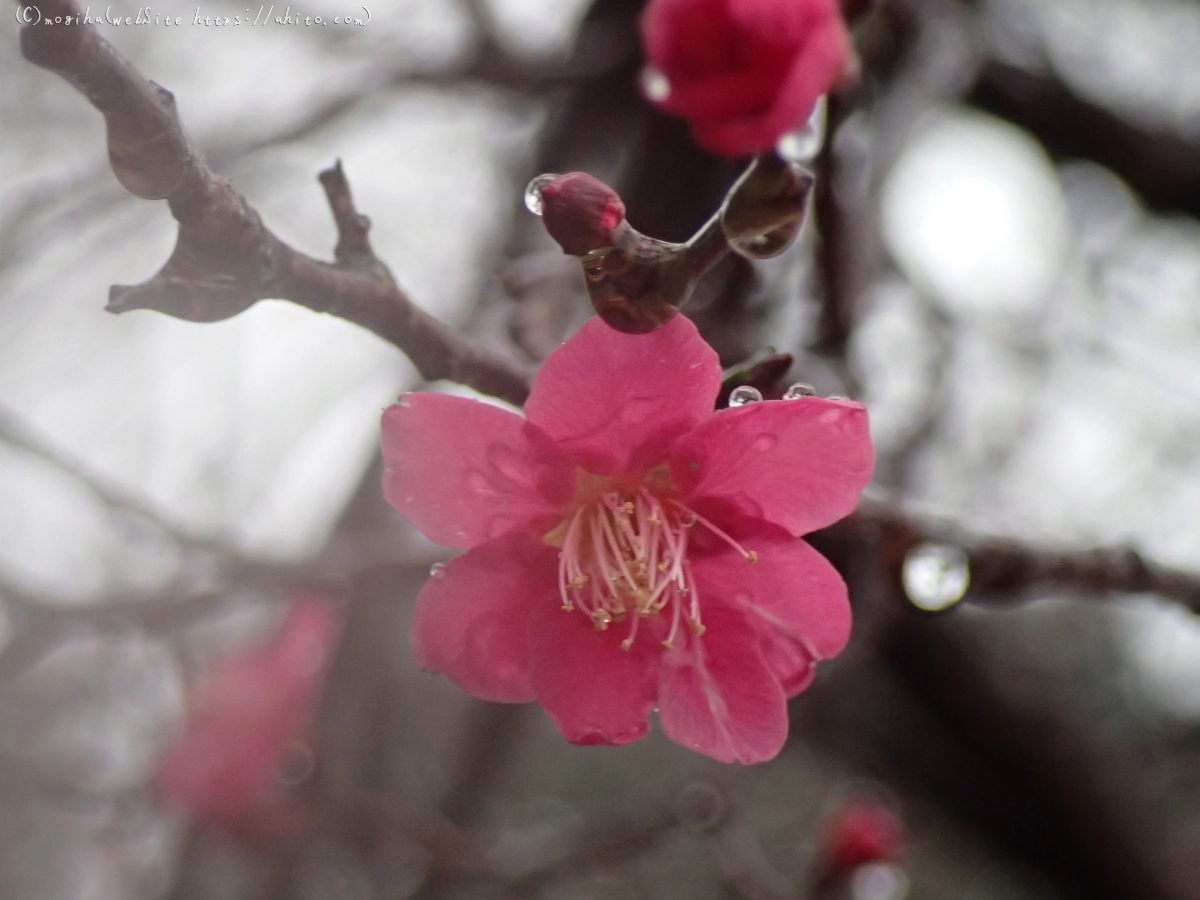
[17, 0, 535, 406]
[834, 495, 1200, 615]
[812, 0, 982, 372]
[970, 60, 1200, 219]
[0, 404, 250, 561]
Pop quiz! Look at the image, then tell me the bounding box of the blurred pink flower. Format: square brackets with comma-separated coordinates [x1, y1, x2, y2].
[156, 596, 339, 836]
[640, 0, 855, 157]
[382, 315, 872, 763]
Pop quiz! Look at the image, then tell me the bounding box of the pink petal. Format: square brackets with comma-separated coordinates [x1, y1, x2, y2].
[382, 393, 575, 549]
[689, 525, 851, 696]
[688, 24, 845, 157]
[657, 604, 788, 764]
[524, 315, 722, 477]
[670, 396, 873, 537]
[412, 533, 556, 703]
[657, 67, 784, 122]
[157, 597, 339, 829]
[642, 0, 738, 78]
[527, 601, 659, 746]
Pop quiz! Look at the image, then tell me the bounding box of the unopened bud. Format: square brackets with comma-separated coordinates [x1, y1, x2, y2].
[540, 172, 627, 256]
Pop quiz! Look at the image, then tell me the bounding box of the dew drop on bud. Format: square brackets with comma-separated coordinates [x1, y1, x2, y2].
[429, 562, 445, 577]
[783, 382, 816, 399]
[641, 66, 672, 103]
[902, 543, 969, 611]
[523, 173, 559, 216]
[776, 96, 827, 164]
[728, 386, 763, 407]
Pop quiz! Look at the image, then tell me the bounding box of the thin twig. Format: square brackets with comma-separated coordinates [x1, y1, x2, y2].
[18, 0, 534, 406]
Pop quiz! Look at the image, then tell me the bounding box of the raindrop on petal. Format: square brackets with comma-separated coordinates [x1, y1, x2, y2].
[524, 173, 559, 216]
[776, 96, 827, 164]
[641, 66, 671, 103]
[902, 543, 970, 611]
[783, 382, 816, 399]
[752, 435, 777, 452]
[728, 386, 763, 407]
[429, 562, 445, 577]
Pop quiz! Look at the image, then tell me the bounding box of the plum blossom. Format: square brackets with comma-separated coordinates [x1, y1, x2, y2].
[640, 0, 855, 158]
[381, 315, 872, 763]
[155, 596, 340, 837]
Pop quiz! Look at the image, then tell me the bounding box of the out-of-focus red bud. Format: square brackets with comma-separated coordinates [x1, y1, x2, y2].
[825, 801, 906, 873]
[540, 173, 627, 256]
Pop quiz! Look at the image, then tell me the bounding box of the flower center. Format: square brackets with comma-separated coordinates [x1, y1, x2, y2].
[556, 487, 756, 651]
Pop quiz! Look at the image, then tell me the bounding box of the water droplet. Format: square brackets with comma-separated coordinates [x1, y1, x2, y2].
[720, 153, 814, 260]
[776, 96, 827, 164]
[851, 863, 910, 900]
[783, 382, 816, 399]
[488, 443, 537, 489]
[468, 471, 494, 496]
[523, 173, 559, 216]
[752, 435, 777, 452]
[728, 386, 763, 407]
[429, 562, 445, 577]
[641, 66, 671, 102]
[902, 543, 970, 611]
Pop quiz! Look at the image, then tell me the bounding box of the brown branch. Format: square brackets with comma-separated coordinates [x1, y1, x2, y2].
[18, 0, 534, 406]
[832, 496, 1200, 615]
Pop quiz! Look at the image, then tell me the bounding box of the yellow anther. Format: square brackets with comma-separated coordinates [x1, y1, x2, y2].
[746, 550, 758, 565]
[621, 637, 634, 651]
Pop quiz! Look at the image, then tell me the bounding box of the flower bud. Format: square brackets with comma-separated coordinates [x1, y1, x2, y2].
[540, 173, 627, 256]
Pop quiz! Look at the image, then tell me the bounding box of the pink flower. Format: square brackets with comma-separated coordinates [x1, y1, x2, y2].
[155, 596, 340, 837]
[640, 0, 855, 157]
[382, 316, 872, 763]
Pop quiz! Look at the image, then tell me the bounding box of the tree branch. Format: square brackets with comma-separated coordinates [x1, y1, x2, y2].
[833, 495, 1200, 615]
[18, 0, 534, 406]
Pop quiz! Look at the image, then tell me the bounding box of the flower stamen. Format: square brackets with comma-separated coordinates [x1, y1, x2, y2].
[555, 486, 754, 650]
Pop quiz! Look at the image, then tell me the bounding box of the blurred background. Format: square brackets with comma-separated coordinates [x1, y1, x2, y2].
[4, 0, 1200, 897]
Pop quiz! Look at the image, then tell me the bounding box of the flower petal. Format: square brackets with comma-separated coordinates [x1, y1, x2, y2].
[690, 525, 851, 696]
[670, 397, 873, 537]
[524, 315, 721, 477]
[527, 602, 659, 746]
[382, 393, 575, 549]
[642, 0, 738, 78]
[657, 604, 788, 764]
[691, 16, 848, 158]
[411, 533, 558, 703]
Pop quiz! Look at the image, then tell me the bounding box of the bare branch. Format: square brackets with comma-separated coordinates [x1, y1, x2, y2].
[18, 0, 534, 406]
[837, 495, 1200, 615]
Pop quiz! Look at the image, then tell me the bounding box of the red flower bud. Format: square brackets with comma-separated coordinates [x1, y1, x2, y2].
[539, 173, 627, 256]
[824, 802, 906, 873]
